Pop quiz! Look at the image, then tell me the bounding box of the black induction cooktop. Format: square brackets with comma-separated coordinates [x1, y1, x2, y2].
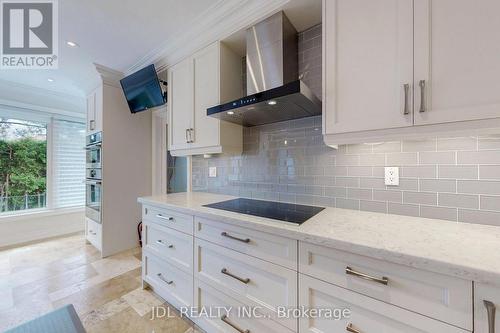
[203, 198, 325, 225]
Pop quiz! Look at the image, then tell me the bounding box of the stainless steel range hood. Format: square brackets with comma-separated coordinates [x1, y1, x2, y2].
[207, 11, 321, 127]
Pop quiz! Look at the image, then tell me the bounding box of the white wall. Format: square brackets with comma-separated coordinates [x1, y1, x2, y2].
[0, 209, 85, 248]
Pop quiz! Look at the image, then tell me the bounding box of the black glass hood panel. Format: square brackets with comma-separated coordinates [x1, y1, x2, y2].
[203, 198, 325, 225]
[206, 80, 321, 127]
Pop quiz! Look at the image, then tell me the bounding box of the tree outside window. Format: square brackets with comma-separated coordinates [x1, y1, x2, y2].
[0, 118, 47, 213]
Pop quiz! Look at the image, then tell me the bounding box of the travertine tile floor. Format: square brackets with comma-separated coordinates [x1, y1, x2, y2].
[0, 234, 202, 332]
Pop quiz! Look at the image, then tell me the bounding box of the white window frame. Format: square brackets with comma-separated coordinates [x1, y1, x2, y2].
[0, 108, 85, 218]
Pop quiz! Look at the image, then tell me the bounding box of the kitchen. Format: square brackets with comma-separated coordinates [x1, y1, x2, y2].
[133, 1, 500, 332]
[1, 0, 500, 332]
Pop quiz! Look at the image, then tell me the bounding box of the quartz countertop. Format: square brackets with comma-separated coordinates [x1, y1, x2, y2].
[138, 192, 500, 284]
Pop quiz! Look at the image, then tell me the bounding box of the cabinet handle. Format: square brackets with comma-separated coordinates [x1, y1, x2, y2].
[156, 273, 173, 285]
[346, 266, 389, 285]
[188, 128, 194, 143]
[156, 214, 174, 222]
[89, 120, 95, 130]
[419, 80, 426, 113]
[221, 232, 250, 243]
[156, 240, 174, 248]
[346, 323, 362, 333]
[221, 268, 250, 284]
[185, 129, 189, 143]
[484, 300, 496, 333]
[221, 315, 250, 333]
[403, 83, 410, 115]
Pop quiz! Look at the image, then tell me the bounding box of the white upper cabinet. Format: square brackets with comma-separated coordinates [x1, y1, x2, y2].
[168, 42, 242, 156]
[192, 43, 221, 150]
[86, 86, 102, 133]
[323, 0, 414, 134]
[414, 0, 500, 125]
[323, 0, 500, 145]
[169, 59, 193, 151]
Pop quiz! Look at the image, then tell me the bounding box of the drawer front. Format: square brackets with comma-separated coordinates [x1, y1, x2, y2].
[195, 238, 297, 331]
[299, 241, 472, 330]
[144, 222, 193, 274]
[143, 205, 193, 235]
[86, 218, 101, 250]
[474, 283, 500, 333]
[194, 216, 297, 270]
[194, 279, 293, 333]
[299, 274, 469, 333]
[143, 251, 193, 309]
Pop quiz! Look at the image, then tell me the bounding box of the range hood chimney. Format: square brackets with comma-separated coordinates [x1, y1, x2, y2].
[207, 11, 321, 127]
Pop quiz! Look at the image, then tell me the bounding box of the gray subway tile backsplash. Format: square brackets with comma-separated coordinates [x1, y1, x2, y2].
[192, 117, 500, 226]
[191, 23, 500, 227]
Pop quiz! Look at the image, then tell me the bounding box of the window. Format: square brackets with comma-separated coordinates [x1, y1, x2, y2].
[52, 120, 86, 208]
[0, 113, 85, 214]
[0, 118, 47, 212]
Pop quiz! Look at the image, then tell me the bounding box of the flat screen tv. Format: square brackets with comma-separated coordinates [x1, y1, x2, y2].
[120, 64, 166, 113]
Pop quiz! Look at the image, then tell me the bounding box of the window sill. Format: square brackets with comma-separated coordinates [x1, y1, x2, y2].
[0, 207, 85, 223]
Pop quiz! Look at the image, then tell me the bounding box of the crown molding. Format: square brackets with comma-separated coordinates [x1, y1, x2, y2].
[94, 63, 124, 88]
[126, 0, 289, 74]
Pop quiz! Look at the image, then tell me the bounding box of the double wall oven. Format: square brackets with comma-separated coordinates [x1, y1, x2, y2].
[86, 132, 102, 223]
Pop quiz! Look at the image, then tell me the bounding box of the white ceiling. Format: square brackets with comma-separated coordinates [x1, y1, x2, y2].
[0, 0, 320, 99]
[0, 0, 217, 97]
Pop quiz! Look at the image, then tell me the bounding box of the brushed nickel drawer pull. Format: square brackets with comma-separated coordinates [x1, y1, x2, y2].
[189, 128, 195, 143]
[156, 214, 174, 221]
[346, 266, 389, 285]
[403, 83, 410, 115]
[185, 129, 189, 143]
[156, 240, 174, 248]
[419, 79, 426, 113]
[221, 232, 250, 243]
[484, 300, 496, 333]
[157, 273, 173, 285]
[221, 314, 250, 333]
[346, 323, 362, 333]
[221, 268, 250, 284]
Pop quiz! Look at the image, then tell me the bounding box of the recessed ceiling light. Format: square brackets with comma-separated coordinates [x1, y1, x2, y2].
[47, 78, 54, 82]
[66, 41, 79, 47]
[227, 111, 234, 115]
[268, 100, 277, 105]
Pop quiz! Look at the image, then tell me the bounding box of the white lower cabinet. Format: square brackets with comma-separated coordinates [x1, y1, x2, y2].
[143, 205, 194, 235]
[194, 216, 297, 270]
[474, 283, 500, 333]
[141, 206, 478, 333]
[299, 274, 469, 333]
[195, 238, 297, 331]
[86, 218, 101, 251]
[143, 221, 193, 274]
[143, 250, 193, 310]
[299, 242, 473, 330]
[194, 279, 294, 333]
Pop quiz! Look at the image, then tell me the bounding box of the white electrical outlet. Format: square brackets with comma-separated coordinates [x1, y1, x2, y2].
[384, 167, 399, 186]
[209, 167, 217, 178]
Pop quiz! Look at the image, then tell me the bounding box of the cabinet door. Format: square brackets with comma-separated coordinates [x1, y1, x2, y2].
[323, 0, 413, 134]
[169, 59, 193, 150]
[94, 87, 103, 132]
[86, 91, 96, 132]
[414, 0, 500, 125]
[192, 42, 220, 149]
[475, 283, 500, 333]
